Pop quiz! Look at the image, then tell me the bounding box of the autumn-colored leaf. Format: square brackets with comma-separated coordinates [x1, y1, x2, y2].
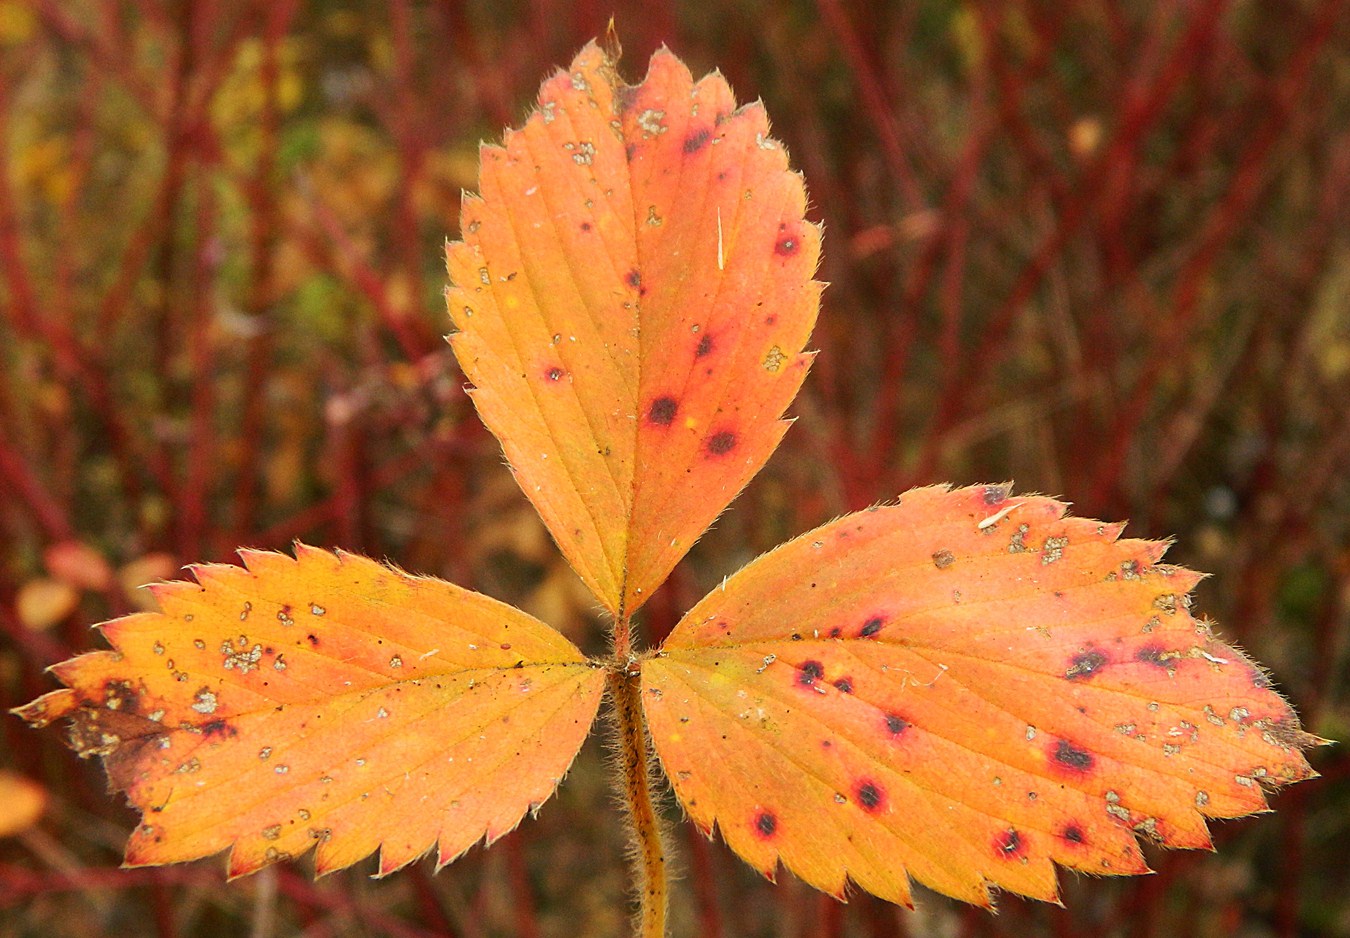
[643, 484, 1319, 907]
[0, 771, 47, 838]
[15, 577, 80, 630]
[44, 539, 114, 592]
[446, 42, 820, 617]
[15, 545, 604, 877]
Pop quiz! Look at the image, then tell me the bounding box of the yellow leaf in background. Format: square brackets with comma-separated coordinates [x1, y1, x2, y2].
[16, 578, 79, 631]
[119, 553, 181, 611]
[0, 772, 47, 838]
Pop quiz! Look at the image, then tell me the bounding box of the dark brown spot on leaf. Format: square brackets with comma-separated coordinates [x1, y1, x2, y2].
[753, 810, 777, 839]
[1061, 823, 1086, 845]
[546, 367, 565, 382]
[797, 660, 824, 687]
[696, 334, 713, 357]
[885, 713, 909, 737]
[832, 677, 853, 694]
[774, 234, 799, 256]
[626, 268, 641, 289]
[1135, 645, 1170, 667]
[860, 616, 884, 638]
[707, 431, 737, 455]
[648, 396, 678, 426]
[855, 780, 885, 813]
[1053, 739, 1095, 772]
[1066, 650, 1107, 680]
[202, 720, 236, 739]
[683, 128, 711, 153]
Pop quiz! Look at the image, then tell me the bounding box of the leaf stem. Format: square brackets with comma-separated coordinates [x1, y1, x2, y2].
[607, 659, 668, 938]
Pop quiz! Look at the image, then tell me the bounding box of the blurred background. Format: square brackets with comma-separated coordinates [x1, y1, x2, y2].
[1, 1, 1348, 936]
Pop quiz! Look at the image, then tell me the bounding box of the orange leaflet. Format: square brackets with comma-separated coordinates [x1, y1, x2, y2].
[15, 546, 604, 877]
[642, 484, 1319, 907]
[447, 42, 820, 617]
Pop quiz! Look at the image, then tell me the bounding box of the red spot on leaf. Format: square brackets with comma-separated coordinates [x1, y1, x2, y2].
[683, 128, 711, 153]
[884, 713, 910, 737]
[796, 660, 824, 687]
[707, 431, 737, 456]
[545, 366, 566, 382]
[753, 810, 777, 839]
[855, 780, 885, 813]
[995, 829, 1026, 859]
[1066, 650, 1107, 680]
[1052, 739, 1095, 772]
[648, 396, 678, 426]
[1135, 645, 1170, 668]
[202, 720, 236, 739]
[775, 231, 800, 257]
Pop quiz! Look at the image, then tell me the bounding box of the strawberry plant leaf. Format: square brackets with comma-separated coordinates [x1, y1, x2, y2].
[643, 484, 1319, 907]
[15, 545, 604, 877]
[446, 42, 820, 616]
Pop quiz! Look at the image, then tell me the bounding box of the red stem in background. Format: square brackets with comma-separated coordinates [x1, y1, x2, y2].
[814, 0, 925, 213]
[230, 0, 298, 547]
[903, 0, 1232, 490]
[1087, 0, 1346, 508]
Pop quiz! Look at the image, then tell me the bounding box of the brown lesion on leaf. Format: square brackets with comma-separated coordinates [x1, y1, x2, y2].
[932, 549, 956, 569]
[683, 128, 711, 153]
[854, 780, 885, 814]
[647, 396, 678, 426]
[1051, 739, 1095, 773]
[1065, 649, 1108, 680]
[1135, 644, 1179, 674]
[1008, 523, 1031, 553]
[884, 713, 910, 738]
[752, 810, 778, 839]
[102, 679, 140, 713]
[795, 660, 824, 688]
[705, 430, 737, 456]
